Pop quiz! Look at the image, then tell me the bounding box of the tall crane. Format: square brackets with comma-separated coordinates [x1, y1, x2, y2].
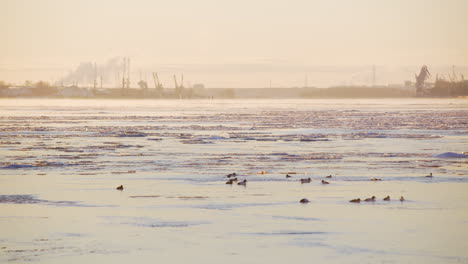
[415, 65, 431, 95]
[93, 62, 97, 92]
[126, 58, 131, 89]
[173, 74, 178, 90]
[173, 74, 184, 98]
[451, 65, 458, 82]
[181, 74, 184, 89]
[122, 58, 126, 90]
[152, 72, 163, 95]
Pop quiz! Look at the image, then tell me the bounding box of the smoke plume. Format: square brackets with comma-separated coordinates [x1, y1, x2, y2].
[61, 57, 122, 86]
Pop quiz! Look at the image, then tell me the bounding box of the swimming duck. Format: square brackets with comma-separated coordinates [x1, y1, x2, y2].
[425, 173, 433, 178]
[383, 195, 390, 201]
[227, 173, 237, 178]
[370, 178, 382, 181]
[300, 198, 310, 203]
[321, 180, 330, 184]
[400, 196, 405, 201]
[237, 179, 247, 185]
[300, 178, 311, 183]
[325, 175, 332, 178]
[349, 198, 361, 203]
[286, 174, 292, 178]
[226, 178, 238, 184]
[116, 185, 124, 190]
[364, 196, 376, 202]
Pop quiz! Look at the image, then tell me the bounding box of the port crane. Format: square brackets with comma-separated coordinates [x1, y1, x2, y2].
[152, 72, 164, 96]
[173, 74, 184, 98]
[415, 65, 431, 96]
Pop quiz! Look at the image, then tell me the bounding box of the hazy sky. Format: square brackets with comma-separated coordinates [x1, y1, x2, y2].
[1, 0, 467, 87]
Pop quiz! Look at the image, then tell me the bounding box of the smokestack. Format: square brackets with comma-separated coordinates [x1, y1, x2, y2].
[127, 58, 131, 89]
[93, 62, 97, 91]
[122, 57, 126, 90]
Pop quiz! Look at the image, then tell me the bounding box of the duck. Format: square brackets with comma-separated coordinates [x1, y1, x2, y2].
[225, 178, 238, 184]
[364, 196, 376, 202]
[370, 178, 382, 181]
[349, 198, 361, 203]
[237, 179, 247, 185]
[227, 173, 237, 178]
[300, 198, 310, 203]
[325, 175, 332, 178]
[300, 178, 311, 183]
[321, 180, 330, 184]
[400, 196, 405, 201]
[116, 185, 124, 190]
[425, 173, 433, 178]
[383, 195, 390, 201]
[286, 174, 292, 178]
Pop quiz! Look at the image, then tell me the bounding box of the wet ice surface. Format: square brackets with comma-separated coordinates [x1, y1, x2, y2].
[0, 98, 467, 263]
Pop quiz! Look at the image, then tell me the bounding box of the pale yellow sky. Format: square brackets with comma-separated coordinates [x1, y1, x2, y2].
[1, 0, 467, 87]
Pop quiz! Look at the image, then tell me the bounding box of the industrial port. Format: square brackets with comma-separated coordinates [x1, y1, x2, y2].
[1, 63, 467, 99]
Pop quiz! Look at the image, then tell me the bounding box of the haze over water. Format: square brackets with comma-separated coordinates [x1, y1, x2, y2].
[2, 0, 468, 262]
[2, 0, 468, 87]
[0, 98, 467, 263]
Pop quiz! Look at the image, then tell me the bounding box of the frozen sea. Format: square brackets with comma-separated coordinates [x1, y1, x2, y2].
[0, 98, 467, 263]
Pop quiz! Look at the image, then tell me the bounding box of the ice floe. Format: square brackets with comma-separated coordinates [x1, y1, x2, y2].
[433, 152, 468, 158]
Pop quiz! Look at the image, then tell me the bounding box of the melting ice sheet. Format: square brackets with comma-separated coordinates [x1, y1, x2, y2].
[0, 98, 467, 264]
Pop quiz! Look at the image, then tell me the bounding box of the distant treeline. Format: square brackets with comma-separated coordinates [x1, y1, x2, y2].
[300, 86, 409, 98]
[431, 80, 468, 97]
[0, 80, 59, 97]
[1, 80, 467, 98]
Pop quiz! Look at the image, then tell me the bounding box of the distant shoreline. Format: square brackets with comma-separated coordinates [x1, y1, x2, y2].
[1, 96, 467, 100]
[1, 85, 467, 99]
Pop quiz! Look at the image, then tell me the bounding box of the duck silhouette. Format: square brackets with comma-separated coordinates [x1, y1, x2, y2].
[226, 179, 234, 184]
[364, 196, 376, 202]
[349, 198, 361, 203]
[116, 185, 124, 190]
[383, 195, 390, 201]
[300, 178, 311, 183]
[237, 179, 247, 186]
[321, 180, 330, 184]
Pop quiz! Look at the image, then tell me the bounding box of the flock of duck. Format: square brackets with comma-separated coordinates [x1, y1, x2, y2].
[342, 173, 434, 203]
[225, 172, 333, 186]
[115, 172, 434, 204]
[347, 195, 404, 204]
[223, 172, 435, 204]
